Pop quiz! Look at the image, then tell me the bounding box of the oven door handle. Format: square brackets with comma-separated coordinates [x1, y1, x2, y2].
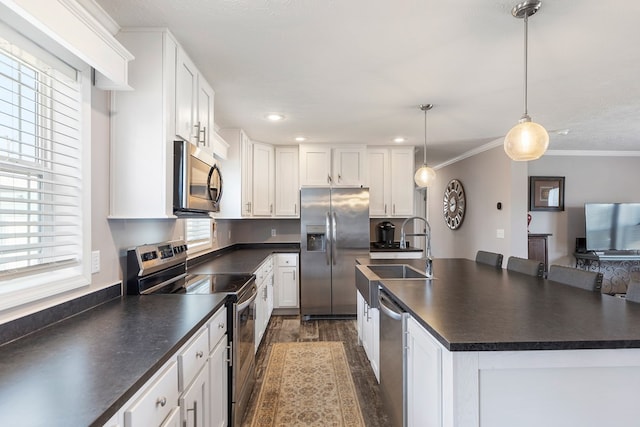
[236, 287, 258, 311]
[140, 273, 188, 295]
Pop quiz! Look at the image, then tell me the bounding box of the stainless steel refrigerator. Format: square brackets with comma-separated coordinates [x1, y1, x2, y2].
[300, 187, 370, 317]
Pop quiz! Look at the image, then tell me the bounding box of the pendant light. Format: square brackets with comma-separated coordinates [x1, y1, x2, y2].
[414, 104, 436, 187]
[504, 0, 549, 161]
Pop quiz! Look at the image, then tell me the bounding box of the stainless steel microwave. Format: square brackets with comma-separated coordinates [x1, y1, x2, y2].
[173, 140, 222, 215]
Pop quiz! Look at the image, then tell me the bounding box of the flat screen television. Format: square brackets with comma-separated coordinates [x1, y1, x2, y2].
[585, 203, 640, 252]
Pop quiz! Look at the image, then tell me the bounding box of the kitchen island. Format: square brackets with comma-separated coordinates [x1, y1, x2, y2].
[357, 257, 640, 427]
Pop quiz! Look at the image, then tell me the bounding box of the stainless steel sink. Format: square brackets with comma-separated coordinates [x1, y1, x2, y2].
[367, 264, 427, 279]
[355, 263, 431, 308]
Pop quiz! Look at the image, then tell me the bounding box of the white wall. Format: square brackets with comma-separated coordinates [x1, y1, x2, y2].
[527, 154, 640, 266]
[429, 146, 528, 265]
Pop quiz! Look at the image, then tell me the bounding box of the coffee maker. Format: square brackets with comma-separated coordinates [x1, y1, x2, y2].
[375, 221, 397, 248]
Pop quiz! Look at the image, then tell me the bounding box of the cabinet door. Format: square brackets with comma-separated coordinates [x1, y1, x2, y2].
[124, 361, 179, 427]
[159, 407, 181, 427]
[252, 142, 275, 216]
[180, 363, 209, 427]
[370, 307, 380, 382]
[175, 48, 198, 143]
[299, 145, 332, 186]
[406, 316, 442, 427]
[241, 134, 253, 216]
[196, 79, 214, 149]
[333, 146, 366, 186]
[209, 338, 228, 427]
[390, 148, 415, 216]
[356, 291, 364, 344]
[367, 148, 390, 217]
[254, 282, 266, 353]
[275, 146, 300, 216]
[276, 266, 298, 308]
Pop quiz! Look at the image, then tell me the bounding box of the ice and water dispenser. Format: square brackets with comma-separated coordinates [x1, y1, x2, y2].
[306, 225, 326, 252]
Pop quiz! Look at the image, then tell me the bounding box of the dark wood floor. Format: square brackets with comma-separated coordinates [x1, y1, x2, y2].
[241, 315, 390, 426]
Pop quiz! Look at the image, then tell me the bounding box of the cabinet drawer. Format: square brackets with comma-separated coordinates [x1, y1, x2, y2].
[277, 253, 297, 267]
[178, 328, 209, 391]
[208, 306, 227, 352]
[124, 361, 179, 427]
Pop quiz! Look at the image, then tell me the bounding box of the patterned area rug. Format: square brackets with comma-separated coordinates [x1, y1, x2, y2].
[250, 342, 366, 427]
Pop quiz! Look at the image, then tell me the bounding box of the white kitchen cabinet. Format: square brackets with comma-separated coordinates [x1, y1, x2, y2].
[216, 129, 252, 218]
[274, 254, 298, 309]
[123, 360, 180, 427]
[299, 144, 366, 187]
[356, 291, 379, 382]
[254, 256, 274, 352]
[275, 146, 300, 216]
[159, 407, 181, 427]
[207, 306, 228, 427]
[180, 360, 209, 427]
[109, 29, 178, 218]
[175, 48, 198, 144]
[252, 142, 275, 216]
[332, 146, 367, 186]
[367, 147, 414, 217]
[196, 79, 215, 149]
[406, 315, 442, 427]
[175, 48, 215, 150]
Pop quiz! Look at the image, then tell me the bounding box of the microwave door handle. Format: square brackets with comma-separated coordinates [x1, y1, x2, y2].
[207, 166, 215, 201]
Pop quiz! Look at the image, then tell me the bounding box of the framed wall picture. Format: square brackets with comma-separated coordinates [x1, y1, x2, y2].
[529, 176, 565, 211]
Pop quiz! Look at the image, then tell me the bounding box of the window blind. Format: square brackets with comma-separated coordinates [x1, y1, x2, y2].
[0, 36, 82, 280]
[185, 218, 212, 252]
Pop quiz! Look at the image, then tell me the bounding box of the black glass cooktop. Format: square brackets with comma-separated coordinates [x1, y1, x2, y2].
[183, 274, 255, 294]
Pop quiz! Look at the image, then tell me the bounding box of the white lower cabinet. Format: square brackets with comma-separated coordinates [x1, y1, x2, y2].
[356, 291, 380, 382]
[255, 256, 274, 352]
[180, 361, 209, 427]
[274, 254, 298, 309]
[406, 316, 442, 427]
[123, 361, 180, 427]
[116, 306, 228, 427]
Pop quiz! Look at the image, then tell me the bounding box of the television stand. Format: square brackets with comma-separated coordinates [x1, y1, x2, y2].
[574, 252, 640, 294]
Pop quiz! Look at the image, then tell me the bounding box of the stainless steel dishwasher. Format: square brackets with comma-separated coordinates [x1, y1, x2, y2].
[378, 288, 408, 427]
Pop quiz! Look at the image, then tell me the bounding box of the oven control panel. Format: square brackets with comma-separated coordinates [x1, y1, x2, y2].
[132, 240, 188, 274]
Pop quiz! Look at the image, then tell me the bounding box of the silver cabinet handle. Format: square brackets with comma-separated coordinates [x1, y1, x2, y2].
[294, 203, 297, 214]
[327, 174, 332, 184]
[199, 126, 206, 145]
[193, 121, 201, 145]
[196, 351, 204, 358]
[393, 204, 396, 215]
[218, 323, 225, 329]
[384, 204, 387, 215]
[338, 173, 342, 182]
[156, 396, 167, 407]
[187, 401, 198, 427]
[270, 204, 273, 214]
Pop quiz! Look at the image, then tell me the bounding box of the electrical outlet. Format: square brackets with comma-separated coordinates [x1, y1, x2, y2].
[271, 228, 277, 237]
[91, 250, 100, 274]
[496, 229, 505, 239]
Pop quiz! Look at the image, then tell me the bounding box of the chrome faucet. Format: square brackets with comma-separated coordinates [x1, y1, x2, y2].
[399, 216, 433, 278]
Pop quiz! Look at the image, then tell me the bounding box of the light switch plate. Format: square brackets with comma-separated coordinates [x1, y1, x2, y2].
[91, 250, 100, 274]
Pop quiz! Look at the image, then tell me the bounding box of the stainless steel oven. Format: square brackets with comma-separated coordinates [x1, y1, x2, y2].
[126, 241, 257, 426]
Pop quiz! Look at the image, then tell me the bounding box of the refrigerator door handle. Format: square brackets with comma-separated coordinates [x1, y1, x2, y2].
[332, 211, 337, 265]
[325, 212, 331, 266]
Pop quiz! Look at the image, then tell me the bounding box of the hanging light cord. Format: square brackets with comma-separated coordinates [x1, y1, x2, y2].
[423, 108, 428, 165]
[522, 13, 529, 118]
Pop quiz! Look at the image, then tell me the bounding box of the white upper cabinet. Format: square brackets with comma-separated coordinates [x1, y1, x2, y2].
[367, 147, 415, 217]
[252, 142, 275, 216]
[332, 146, 367, 186]
[299, 144, 366, 187]
[299, 145, 332, 186]
[275, 146, 299, 217]
[109, 28, 178, 219]
[175, 48, 198, 143]
[175, 49, 215, 150]
[216, 128, 250, 218]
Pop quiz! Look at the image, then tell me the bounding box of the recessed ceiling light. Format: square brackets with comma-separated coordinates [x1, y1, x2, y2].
[265, 113, 285, 122]
[393, 137, 406, 143]
[556, 129, 571, 136]
[295, 136, 306, 142]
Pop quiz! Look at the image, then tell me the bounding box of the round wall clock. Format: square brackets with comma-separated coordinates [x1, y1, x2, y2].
[443, 179, 466, 230]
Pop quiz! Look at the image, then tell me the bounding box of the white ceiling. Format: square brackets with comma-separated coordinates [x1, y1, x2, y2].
[93, 0, 640, 166]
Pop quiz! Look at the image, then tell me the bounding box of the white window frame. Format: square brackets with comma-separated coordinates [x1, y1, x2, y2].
[0, 26, 91, 312]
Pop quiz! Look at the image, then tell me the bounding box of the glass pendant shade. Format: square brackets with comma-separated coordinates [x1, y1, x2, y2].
[414, 164, 436, 187]
[504, 118, 549, 161]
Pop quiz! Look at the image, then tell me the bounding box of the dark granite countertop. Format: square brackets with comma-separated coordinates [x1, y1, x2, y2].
[357, 257, 640, 352]
[189, 243, 300, 274]
[0, 294, 227, 427]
